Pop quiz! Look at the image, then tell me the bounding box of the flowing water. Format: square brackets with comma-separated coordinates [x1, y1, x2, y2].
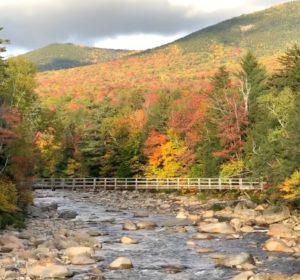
[35, 191, 300, 280]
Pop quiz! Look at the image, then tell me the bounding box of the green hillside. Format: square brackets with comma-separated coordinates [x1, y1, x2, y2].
[22, 43, 138, 71]
[142, 1, 300, 58]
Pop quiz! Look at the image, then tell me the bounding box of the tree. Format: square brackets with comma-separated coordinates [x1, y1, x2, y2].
[268, 44, 300, 92]
[237, 51, 268, 115]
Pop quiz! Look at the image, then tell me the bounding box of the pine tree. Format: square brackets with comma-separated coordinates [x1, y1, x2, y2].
[238, 51, 268, 116]
[268, 44, 300, 92]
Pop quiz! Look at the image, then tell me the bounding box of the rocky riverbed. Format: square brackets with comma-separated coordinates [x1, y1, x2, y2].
[1, 190, 300, 279]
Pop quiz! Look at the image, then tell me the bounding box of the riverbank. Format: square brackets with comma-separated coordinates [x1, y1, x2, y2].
[0, 190, 300, 279]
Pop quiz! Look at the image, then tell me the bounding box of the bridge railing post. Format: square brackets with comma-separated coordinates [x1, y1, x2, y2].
[93, 178, 96, 191]
[114, 178, 117, 190]
[219, 178, 222, 191]
[209, 178, 211, 189]
[239, 178, 242, 190]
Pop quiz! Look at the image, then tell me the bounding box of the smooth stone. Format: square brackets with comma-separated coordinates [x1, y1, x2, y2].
[58, 210, 78, 219]
[121, 237, 138, 244]
[133, 211, 149, 218]
[196, 248, 214, 253]
[107, 257, 133, 270]
[230, 271, 255, 280]
[40, 265, 73, 279]
[216, 252, 255, 269]
[136, 221, 157, 229]
[192, 234, 216, 240]
[71, 255, 96, 265]
[267, 224, 293, 238]
[122, 222, 138, 231]
[198, 222, 235, 234]
[65, 247, 94, 257]
[263, 207, 290, 224]
[263, 239, 294, 253]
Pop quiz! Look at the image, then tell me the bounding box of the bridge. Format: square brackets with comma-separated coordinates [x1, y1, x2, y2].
[30, 177, 264, 191]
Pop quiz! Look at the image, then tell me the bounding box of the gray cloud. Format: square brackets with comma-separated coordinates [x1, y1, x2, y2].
[0, 0, 288, 52]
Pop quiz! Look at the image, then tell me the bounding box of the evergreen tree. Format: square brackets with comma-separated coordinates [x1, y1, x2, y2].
[146, 91, 172, 134]
[268, 44, 300, 92]
[238, 51, 268, 116]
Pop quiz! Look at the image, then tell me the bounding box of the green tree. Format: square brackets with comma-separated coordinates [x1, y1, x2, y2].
[268, 44, 300, 92]
[237, 51, 268, 116]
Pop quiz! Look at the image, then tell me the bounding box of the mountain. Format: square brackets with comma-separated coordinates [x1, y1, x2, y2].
[22, 43, 138, 71]
[141, 1, 300, 58]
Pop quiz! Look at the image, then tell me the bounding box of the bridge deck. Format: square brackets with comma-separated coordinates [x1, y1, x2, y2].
[30, 178, 263, 191]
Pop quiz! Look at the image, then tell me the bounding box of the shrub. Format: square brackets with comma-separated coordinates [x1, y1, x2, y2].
[0, 180, 19, 213]
[209, 203, 225, 212]
[18, 190, 34, 207]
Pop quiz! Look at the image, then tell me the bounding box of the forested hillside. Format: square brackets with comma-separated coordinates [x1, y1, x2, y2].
[143, 1, 300, 58]
[22, 43, 137, 71]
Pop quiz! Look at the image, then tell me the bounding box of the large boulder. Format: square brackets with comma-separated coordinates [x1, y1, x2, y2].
[263, 207, 290, 224]
[267, 224, 293, 238]
[108, 257, 133, 270]
[234, 202, 256, 219]
[198, 222, 235, 234]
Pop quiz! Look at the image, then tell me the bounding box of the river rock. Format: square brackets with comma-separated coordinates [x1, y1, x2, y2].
[137, 221, 157, 229]
[121, 236, 138, 244]
[108, 257, 133, 270]
[176, 212, 187, 219]
[192, 234, 216, 240]
[263, 238, 294, 253]
[198, 222, 235, 234]
[202, 210, 214, 218]
[133, 211, 149, 218]
[188, 215, 201, 221]
[27, 266, 46, 278]
[196, 248, 214, 253]
[234, 202, 256, 219]
[65, 246, 94, 257]
[71, 255, 96, 265]
[267, 224, 293, 238]
[122, 222, 138, 230]
[231, 218, 243, 232]
[40, 265, 73, 279]
[216, 252, 255, 270]
[240, 226, 254, 233]
[27, 206, 48, 219]
[161, 264, 184, 274]
[263, 207, 290, 224]
[250, 274, 295, 280]
[230, 271, 255, 280]
[0, 234, 24, 249]
[58, 210, 78, 219]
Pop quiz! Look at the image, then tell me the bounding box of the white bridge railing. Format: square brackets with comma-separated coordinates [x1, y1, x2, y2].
[30, 178, 264, 191]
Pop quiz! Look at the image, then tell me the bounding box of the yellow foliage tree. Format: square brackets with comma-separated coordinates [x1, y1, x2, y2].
[280, 171, 300, 200]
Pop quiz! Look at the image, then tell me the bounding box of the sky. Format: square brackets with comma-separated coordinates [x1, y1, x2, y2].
[0, 0, 289, 56]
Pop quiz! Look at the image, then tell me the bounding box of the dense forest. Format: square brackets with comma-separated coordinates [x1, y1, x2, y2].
[22, 43, 138, 71]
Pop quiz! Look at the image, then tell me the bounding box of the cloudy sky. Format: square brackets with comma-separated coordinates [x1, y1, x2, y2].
[1, 0, 289, 56]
